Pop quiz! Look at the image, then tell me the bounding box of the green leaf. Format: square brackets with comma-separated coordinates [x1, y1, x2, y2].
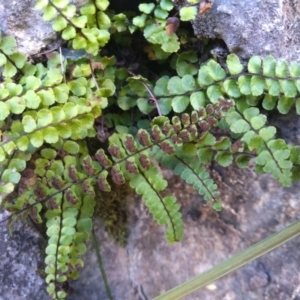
[43, 5, 57, 21]
[296, 98, 300, 115]
[38, 90, 56, 106]
[0, 53, 7, 66]
[97, 11, 111, 29]
[23, 90, 41, 109]
[265, 79, 280, 96]
[1, 36, 17, 55]
[179, 6, 197, 21]
[289, 61, 300, 77]
[196, 132, 216, 147]
[176, 52, 198, 77]
[207, 60, 226, 81]
[22, 115, 37, 132]
[8, 158, 26, 172]
[30, 131, 44, 148]
[161, 35, 180, 53]
[172, 96, 190, 113]
[95, 0, 109, 10]
[37, 109, 53, 127]
[213, 137, 231, 150]
[181, 74, 196, 92]
[63, 140, 79, 154]
[197, 148, 213, 164]
[0, 88, 9, 100]
[262, 55, 276, 76]
[154, 76, 169, 96]
[206, 85, 223, 103]
[137, 98, 155, 114]
[0, 182, 14, 198]
[223, 79, 241, 98]
[62, 26, 77, 40]
[2, 141, 16, 155]
[262, 94, 276, 110]
[72, 36, 87, 50]
[71, 16, 88, 28]
[167, 76, 185, 94]
[259, 126, 276, 141]
[3, 61, 17, 77]
[43, 127, 59, 144]
[98, 79, 116, 97]
[80, 2, 96, 15]
[10, 53, 26, 68]
[35, 0, 49, 10]
[243, 107, 259, 121]
[2, 169, 21, 184]
[0, 147, 6, 162]
[68, 80, 86, 96]
[215, 152, 233, 167]
[237, 75, 251, 95]
[43, 69, 63, 86]
[139, 3, 155, 13]
[132, 14, 147, 27]
[16, 136, 29, 151]
[61, 4, 76, 18]
[56, 124, 71, 139]
[154, 7, 168, 19]
[52, 15, 68, 31]
[190, 91, 206, 110]
[198, 66, 215, 86]
[277, 96, 294, 114]
[248, 135, 264, 151]
[117, 96, 136, 110]
[53, 84, 70, 103]
[236, 155, 251, 168]
[230, 119, 250, 133]
[0, 102, 10, 120]
[248, 56, 261, 73]
[77, 218, 93, 232]
[7, 97, 26, 114]
[41, 148, 57, 160]
[26, 76, 42, 91]
[161, 0, 173, 11]
[279, 80, 297, 98]
[250, 115, 266, 130]
[275, 59, 287, 78]
[226, 54, 243, 75]
[212, 200, 222, 211]
[6, 83, 23, 97]
[51, 0, 69, 9]
[250, 76, 265, 96]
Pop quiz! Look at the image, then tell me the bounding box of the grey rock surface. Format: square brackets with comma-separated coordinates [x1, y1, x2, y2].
[0, 211, 48, 300]
[0, 0, 88, 57]
[175, 0, 300, 61]
[0, 0, 57, 57]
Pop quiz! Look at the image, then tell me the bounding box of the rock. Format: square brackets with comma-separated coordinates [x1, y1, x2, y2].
[174, 0, 300, 61]
[0, 0, 87, 57]
[0, 211, 48, 300]
[0, 0, 56, 57]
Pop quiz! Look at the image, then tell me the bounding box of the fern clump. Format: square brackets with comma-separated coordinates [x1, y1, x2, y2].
[0, 0, 300, 298]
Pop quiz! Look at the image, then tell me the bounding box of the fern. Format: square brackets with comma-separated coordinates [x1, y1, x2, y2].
[0, 0, 300, 299]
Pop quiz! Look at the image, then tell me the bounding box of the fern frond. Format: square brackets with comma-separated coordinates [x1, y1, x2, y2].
[151, 145, 219, 203]
[128, 168, 183, 243]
